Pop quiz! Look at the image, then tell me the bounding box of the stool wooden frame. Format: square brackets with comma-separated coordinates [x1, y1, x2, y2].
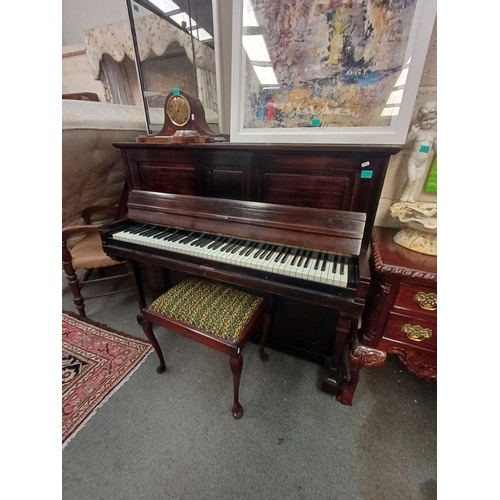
[141, 290, 271, 419]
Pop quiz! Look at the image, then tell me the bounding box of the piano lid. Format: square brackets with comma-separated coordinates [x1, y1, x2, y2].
[125, 190, 366, 256]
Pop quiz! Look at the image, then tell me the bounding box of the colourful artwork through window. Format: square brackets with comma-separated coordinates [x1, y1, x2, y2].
[243, 0, 419, 130]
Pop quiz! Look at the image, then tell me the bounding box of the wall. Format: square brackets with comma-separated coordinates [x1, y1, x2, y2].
[374, 20, 438, 228]
[62, 44, 106, 99]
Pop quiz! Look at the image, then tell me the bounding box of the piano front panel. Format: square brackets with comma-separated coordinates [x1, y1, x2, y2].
[261, 172, 351, 210]
[209, 167, 247, 200]
[118, 143, 397, 249]
[137, 162, 198, 195]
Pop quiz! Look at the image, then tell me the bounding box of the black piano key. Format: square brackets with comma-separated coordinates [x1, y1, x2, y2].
[181, 233, 201, 244]
[289, 248, 299, 266]
[256, 244, 268, 259]
[303, 251, 312, 268]
[321, 254, 327, 272]
[253, 244, 267, 259]
[332, 255, 338, 273]
[206, 236, 223, 249]
[164, 230, 183, 241]
[239, 241, 252, 255]
[139, 227, 163, 237]
[230, 240, 245, 253]
[314, 253, 323, 270]
[190, 235, 208, 246]
[153, 228, 175, 239]
[169, 231, 190, 242]
[273, 246, 284, 261]
[248, 243, 262, 257]
[280, 248, 291, 264]
[126, 224, 150, 234]
[296, 249, 305, 267]
[212, 237, 229, 250]
[244, 242, 257, 256]
[220, 238, 237, 252]
[264, 245, 277, 260]
[175, 232, 194, 244]
[188, 235, 203, 245]
[198, 235, 217, 248]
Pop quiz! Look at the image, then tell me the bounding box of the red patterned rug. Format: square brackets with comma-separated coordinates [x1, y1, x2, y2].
[62, 312, 152, 447]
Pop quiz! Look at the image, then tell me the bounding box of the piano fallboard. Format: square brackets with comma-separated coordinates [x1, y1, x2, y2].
[125, 190, 366, 257]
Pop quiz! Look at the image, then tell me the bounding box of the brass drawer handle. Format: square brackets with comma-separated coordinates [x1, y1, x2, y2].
[402, 323, 432, 342]
[414, 292, 437, 311]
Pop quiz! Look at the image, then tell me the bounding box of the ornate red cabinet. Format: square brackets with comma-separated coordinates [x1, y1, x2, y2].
[339, 226, 437, 405]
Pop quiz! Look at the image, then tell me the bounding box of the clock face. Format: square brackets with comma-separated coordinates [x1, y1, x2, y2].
[166, 94, 191, 127]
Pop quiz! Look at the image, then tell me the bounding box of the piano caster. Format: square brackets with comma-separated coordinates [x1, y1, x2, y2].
[259, 349, 269, 362]
[136, 314, 143, 325]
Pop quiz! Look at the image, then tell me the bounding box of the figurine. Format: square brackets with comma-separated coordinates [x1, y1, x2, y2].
[400, 101, 437, 203]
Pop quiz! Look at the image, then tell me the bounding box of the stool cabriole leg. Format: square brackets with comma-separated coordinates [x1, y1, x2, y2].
[141, 319, 166, 374]
[230, 353, 244, 419]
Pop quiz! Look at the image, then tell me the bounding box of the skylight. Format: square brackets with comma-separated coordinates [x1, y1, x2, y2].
[149, 0, 179, 14]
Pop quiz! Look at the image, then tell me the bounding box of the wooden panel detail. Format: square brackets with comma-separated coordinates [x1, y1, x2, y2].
[210, 167, 246, 200]
[137, 163, 197, 195]
[261, 172, 352, 210]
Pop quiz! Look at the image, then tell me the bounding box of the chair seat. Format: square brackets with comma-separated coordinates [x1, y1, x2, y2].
[148, 276, 264, 344]
[70, 231, 118, 270]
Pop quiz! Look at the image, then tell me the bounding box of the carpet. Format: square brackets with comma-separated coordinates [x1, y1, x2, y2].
[62, 312, 152, 447]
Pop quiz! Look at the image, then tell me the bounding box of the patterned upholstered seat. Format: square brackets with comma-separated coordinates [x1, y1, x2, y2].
[141, 276, 271, 419]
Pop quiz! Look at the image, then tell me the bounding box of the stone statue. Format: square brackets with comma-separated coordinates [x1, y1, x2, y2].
[400, 101, 437, 203]
[388, 100, 437, 256]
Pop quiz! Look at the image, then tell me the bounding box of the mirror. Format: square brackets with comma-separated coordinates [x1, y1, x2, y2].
[126, 0, 220, 134]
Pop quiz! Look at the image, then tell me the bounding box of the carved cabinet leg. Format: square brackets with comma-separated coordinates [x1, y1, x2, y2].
[337, 343, 386, 406]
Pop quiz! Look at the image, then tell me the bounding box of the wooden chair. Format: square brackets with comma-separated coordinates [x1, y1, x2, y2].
[62, 204, 137, 318]
[141, 276, 271, 419]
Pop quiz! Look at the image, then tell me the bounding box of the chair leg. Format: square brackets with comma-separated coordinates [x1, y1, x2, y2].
[62, 245, 86, 318]
[259, 311, 271, 362]
[141, 319, 166, 374]
[229, 353, 244, 419]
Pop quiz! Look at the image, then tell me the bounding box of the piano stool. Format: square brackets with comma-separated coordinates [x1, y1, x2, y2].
[140, 276, 271, 419]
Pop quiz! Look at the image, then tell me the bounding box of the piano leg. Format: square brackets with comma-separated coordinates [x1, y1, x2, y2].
[259, 310, 271, 362]
[321, 311, 355, 397]
[127, 260, 147, 309]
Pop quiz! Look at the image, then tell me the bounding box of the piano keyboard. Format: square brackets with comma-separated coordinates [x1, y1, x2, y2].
[110, 223, 355, 288]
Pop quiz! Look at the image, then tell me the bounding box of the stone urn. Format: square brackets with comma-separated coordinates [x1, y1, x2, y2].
[388, 202, 437, 256]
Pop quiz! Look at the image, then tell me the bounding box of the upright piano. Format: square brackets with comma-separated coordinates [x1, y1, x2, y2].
[100, 142, 399, 401]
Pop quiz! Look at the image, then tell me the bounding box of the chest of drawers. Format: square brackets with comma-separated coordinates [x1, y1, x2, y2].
[338, 226, 437, 405]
